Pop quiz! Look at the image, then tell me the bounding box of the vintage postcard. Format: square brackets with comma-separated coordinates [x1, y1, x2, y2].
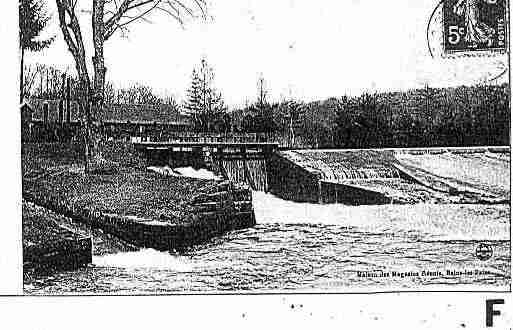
[15, 0, 511, 297]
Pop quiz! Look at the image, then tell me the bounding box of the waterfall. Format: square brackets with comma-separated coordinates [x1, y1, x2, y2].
[325, 165, 402, 181]
[289, 150, 402, 182]
[220, 159, 268, 191]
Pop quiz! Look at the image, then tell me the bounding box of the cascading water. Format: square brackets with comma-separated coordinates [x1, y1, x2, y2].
[219, 158, 268, 191]
[287, 150, 403, 182]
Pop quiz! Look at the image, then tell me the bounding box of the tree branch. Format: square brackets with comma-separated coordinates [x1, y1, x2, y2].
[56, 0, 78, 57]
[55, 0, 90, 86]
[103, 0, 206, 41]
[106, 0, 162, 39]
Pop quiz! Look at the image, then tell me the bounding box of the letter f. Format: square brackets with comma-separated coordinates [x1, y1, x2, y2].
[486, 299, 504, 327]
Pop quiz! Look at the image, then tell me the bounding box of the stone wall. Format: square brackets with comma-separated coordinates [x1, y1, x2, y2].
[319, 181, 391, 205]
[267, 152, 321, 202]
[24, 236, 92, 273]
[268, 152, 392, 205]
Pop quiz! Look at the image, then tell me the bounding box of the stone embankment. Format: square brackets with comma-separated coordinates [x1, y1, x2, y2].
[24, 237, 92, 273]
[23, 180, 255, 253]
[23, 201, 92, 274]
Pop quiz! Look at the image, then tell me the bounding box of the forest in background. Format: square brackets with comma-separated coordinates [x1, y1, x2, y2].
[233, 83, 510, 148]
[23, 63, 509, 148]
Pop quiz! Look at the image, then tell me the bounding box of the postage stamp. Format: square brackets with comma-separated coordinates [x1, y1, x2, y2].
[443, 0, 508, 54]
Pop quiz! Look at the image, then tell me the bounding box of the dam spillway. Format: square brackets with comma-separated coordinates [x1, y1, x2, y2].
[135, 142, 510, 205]
[267, 147, 510, 205]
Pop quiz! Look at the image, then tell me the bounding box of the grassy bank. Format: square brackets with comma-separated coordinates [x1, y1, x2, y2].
[22, 142, 256, 255]
[22, 142, 217, 224]
[23, 200, 83, 247]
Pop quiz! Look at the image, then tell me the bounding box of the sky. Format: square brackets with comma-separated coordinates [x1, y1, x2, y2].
[27, 0, 509, 107]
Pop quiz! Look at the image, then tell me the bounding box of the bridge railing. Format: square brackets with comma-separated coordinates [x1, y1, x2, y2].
[157, 132, 271, 143]
[145, 132, 310, 148]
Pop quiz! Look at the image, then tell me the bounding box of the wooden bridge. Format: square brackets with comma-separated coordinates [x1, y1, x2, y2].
[134, 141, 280, 191]
[134, 141, 279, 151]
[134, 141, 279, 160]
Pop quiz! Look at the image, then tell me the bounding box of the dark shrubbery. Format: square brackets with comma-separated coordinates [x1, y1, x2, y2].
[22, 141, 146, 175]
[233, 83, 509, 149]
[22, 123, 79, 143]
[333, 84, 510, 148]
[100, 141, 147, 169]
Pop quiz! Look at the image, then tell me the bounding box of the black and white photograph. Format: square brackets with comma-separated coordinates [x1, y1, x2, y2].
[15, 0, 511, 296]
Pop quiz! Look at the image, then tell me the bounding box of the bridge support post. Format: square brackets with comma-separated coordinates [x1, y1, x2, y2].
[216, 146, 225, 177]
[241, 146, 255, 190]
[318, 179, 323, 204]
[192, 146, 203, 169]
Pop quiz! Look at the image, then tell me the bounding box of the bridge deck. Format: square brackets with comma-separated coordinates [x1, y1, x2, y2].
[134, 141, 280, 150]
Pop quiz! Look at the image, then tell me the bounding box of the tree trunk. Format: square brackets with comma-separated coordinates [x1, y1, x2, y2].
[289, 115, 295, 148]
[78, 78, 110, 174]
[20, 47, 24, 103]
[81, 0, 111, 173]
[54, 0, 112, 174]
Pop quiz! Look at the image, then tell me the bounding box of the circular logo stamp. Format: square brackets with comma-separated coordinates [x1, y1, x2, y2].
[475, 242, 493, 261]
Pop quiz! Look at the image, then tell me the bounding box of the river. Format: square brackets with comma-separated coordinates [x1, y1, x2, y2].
[24, 192, 511, 294]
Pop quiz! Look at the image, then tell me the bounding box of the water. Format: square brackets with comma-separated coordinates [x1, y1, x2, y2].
[282, 149, 404, 181]
[24, 192, 510, 294]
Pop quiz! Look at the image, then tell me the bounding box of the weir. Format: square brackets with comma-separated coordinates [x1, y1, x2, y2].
[135, 143, 510, 205]
[268, 147, 510, 205]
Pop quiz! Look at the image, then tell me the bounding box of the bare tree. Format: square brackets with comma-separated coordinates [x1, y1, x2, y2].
[257, 73, 268, 110]
[22, 63, 43, 98]
[104, 81, 116, 104]
[113, 83, 173, 105]
[54, 0, 207, 173]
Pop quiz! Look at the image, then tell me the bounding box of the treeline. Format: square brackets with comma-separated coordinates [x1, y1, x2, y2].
[233, 83, 510, 148]
[22, 64, 80, 101]
[23, 63, 180, 110]
[334, 84, 510, 148]
[27, 61, 509, 148]
[104, 82, 179, 107]
[231, 99, 307, 147]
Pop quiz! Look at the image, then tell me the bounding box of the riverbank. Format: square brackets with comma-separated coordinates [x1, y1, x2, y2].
[22, 142, 256, 256]
[23, 200, 92, 278]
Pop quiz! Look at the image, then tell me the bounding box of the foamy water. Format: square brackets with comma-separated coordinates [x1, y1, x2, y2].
[25, 191, 511, 294]
[93, 249, 195, 271]
[24, 150, 512, 293]
[147, 166, 221, 180]
[252, 191, 510, 241]
[395, 152, 510, 193]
